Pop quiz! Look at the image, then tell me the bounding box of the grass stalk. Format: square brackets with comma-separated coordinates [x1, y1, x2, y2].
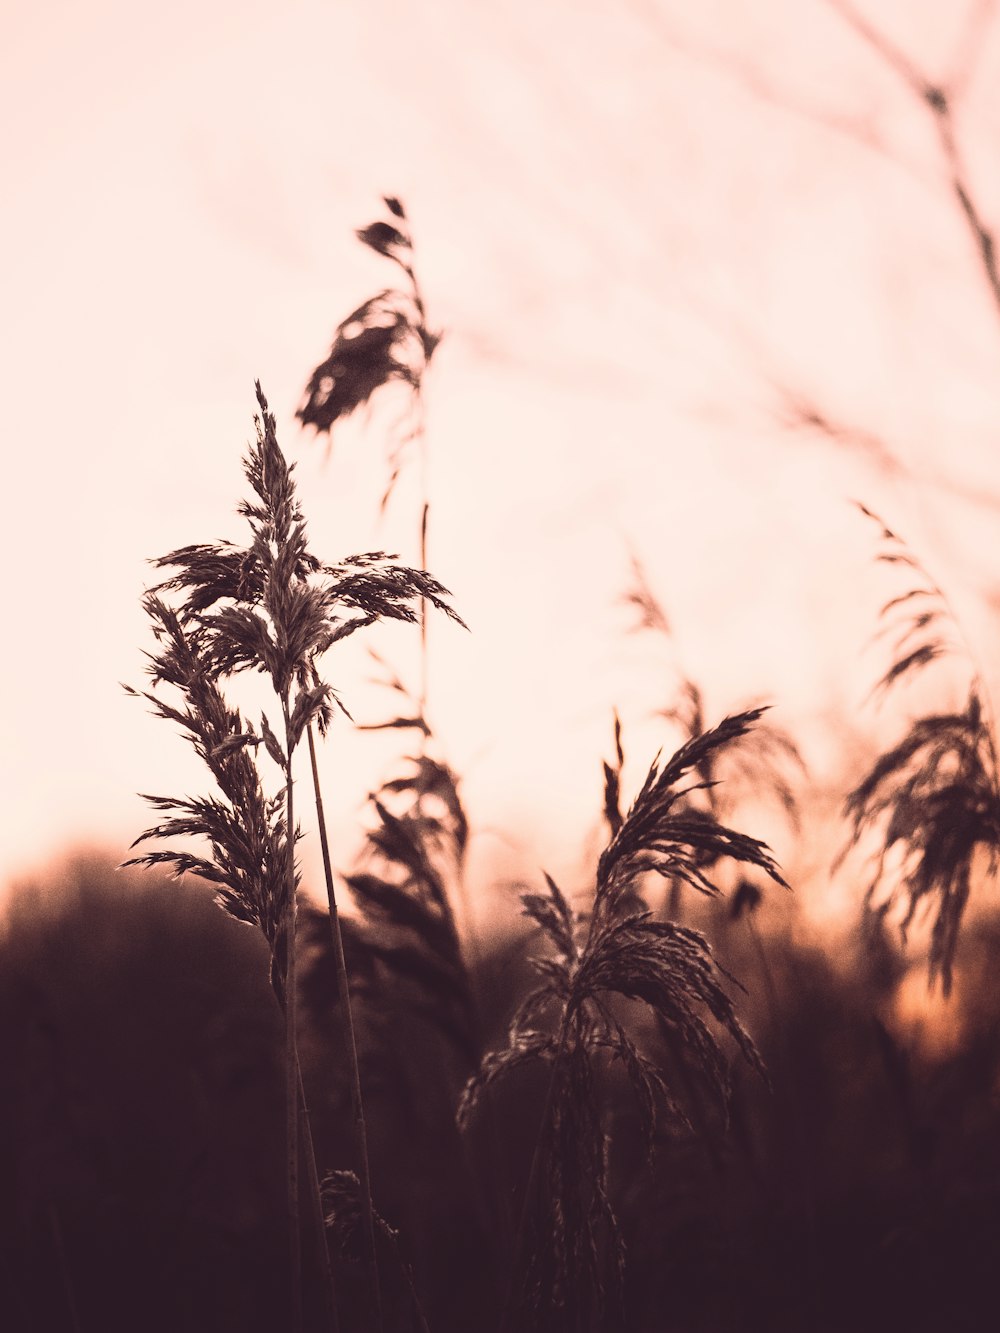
[298, 1061, 341, 1333]
[498, 1006, 575, 1333]
[283, 702, 303, 1332]
[306, 721, 383, 1333]
[498, 860, 609, 1332]
[419, 496, 429, 726]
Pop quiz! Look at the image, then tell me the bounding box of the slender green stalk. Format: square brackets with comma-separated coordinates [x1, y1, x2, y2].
[307, 721, 383, 1333]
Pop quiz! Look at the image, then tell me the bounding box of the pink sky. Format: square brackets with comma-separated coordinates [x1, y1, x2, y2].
[4, 1, 1000, 929]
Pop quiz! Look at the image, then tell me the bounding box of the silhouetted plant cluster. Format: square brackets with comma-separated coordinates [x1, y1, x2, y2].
[8, 191, 1000, 1333]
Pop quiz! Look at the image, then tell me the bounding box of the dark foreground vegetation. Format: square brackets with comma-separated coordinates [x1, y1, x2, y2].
[3, 854, 1000, 1333]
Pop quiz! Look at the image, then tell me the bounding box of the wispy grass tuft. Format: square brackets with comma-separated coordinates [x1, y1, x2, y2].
[460, 708, 789, 1331]
[842, 503, 1000, 994]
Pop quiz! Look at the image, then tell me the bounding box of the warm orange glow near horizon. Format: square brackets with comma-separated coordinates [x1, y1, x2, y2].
[4, 0, 1000, 947]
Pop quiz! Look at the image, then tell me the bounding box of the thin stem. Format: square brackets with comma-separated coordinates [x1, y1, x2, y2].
[283, 702, 302, 1333]
[408, 251, 431, 739]
[498, 1006, 575, 1333]
[499, 878, 611, 1333]
[419, 496, 429, 724]
[933, 106, 1000, 319]
[298, 1060, 340, 1333]
[413, 359, 431, 740]
[826, 0, 1000, 321]
[306, 721, 384, 1333]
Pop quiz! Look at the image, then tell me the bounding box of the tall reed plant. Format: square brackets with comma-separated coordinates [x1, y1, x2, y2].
[126, 382, 462, 1329]
[299, 199, 478, 1076]
[460, 708, 789, 1331]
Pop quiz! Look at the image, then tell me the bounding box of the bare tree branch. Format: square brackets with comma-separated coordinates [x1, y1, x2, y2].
[629, 0, 916, 174]
[775, 384, 1000, 515]
[825, 0, 1000, 321]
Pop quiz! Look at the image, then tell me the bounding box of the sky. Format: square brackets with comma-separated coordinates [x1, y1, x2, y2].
[4, 0, 1000, 930]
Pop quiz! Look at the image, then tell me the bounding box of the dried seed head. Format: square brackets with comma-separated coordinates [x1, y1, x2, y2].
[843, 505, 1000, 994]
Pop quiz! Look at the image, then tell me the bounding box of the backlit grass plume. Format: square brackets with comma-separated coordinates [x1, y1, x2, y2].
[126, 382, 463, 1331]
[298, 194, 442, 728]
[843, 504, 1000, 994]
[460, 708, 789, 1331]
[297, 196, 439, 508]
[299, 198, 476, 1064]
[127, 383, 462, 942]
[341, 655, 475, 1063]
[124, 598, 291, 960]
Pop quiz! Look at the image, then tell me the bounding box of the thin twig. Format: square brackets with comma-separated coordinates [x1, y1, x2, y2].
[826, 0, 1000, 321]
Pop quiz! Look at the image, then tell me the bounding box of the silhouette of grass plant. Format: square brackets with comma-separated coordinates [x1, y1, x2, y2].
[843, 504, 1000, 994]
[460, 708, 789, 1331]
[300, 198, 478, 1081]
[298, 195, 439, 513]
[126, 382, 463, 1330]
